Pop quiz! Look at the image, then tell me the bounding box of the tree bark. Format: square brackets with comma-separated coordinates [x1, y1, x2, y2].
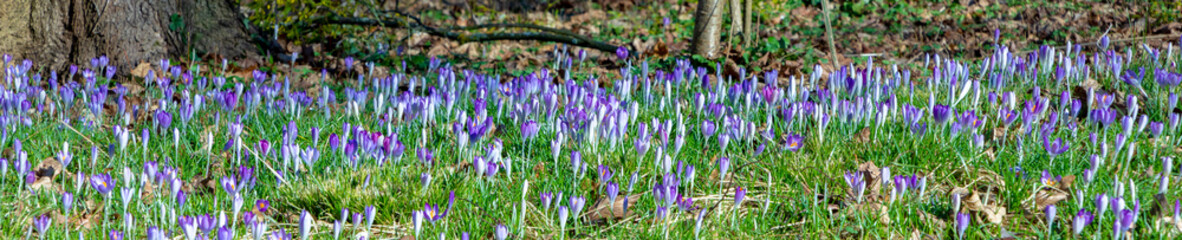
[743, 0, 753, 47]
[691, 0, 725, 59]
[0, 0, 257, 76]
[729, 0, 742, 37]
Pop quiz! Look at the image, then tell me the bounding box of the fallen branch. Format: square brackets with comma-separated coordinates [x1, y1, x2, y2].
[303, 15, 622, 54]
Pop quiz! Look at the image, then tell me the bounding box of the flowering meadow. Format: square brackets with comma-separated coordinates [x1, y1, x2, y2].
[3, 34, 1182, 239]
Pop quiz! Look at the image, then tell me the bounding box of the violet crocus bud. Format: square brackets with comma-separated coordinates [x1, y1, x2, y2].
[1169, 92, 1179, 111]
[1099, 34, 1110, 50]
[1161, 157, 1173, 194]
[1096, 193, 1109, 217]
[218, 227, 233, 240]
[365, 205, 376, 229]
[1171, 113, 1180, 132]
[62, 192, 74, 217]
[1137, 114, 1149, 133]
[329, 134, 340, 151]
[955, 212, 970, 240]
[558, 205, 569, 229]
[1045, 205, 1058, 231]
[299, 210, 313, 240]
[494, 224, 509, 240]
[1150, 122, 1164, 137]
[412, 211, 423, 237]
[332, 221, 342, 240]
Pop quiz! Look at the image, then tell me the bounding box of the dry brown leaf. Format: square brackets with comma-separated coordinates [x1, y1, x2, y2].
[1034, 188, 1069, 211]
[853, 127, 871, 144]
[570, 10, 606, 25]
[588, 194, 641, 222]
[35, 157, 64, 179]
[1058, 175, 1075, 189]
[981, 205, 1007, 224]
[185, 175, 218, 196]
[651, 41, 670, 58]
[857, 161, 883, 199]
[962, 191, 986, 212]
[130, 62, 154, 79]
[30, 176, 60, 192]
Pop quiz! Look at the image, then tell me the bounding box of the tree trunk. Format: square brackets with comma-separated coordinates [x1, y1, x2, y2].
[743, 0, 753, 47]
[0, 0, 257, 76]
[729, 0, 742, 37]
[691, 0, 725, 59]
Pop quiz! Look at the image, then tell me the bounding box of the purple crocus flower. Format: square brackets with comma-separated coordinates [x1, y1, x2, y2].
[1045, 205, 1057, 231]
[1117, 209, 1135, 238]
[34, 214, 51, 238]
[1043, 137, 1069, 158]
[423, 203, 443, 223]
[999, 109, 1019, 126]
[147, 226, 167, 240]
[1150, 121, 1164, 137]
[1121, 67, 1145, 87]
[222, 175, 239, 196]
[272, 228, 292, 240]
[701, 120, 716, 138]
[598, 164, 613, 183]
[364, 205, 376, 229]
[180, 215, 198, 240]
[541, 192, 554, 211]
[257, 199, 270, 213]
[606, 182, 620, 203]
[56, 143, 72, 170]
[328, 134, 340, 151]
[300, 210, 313, 240]
[570, 151, 582, 172]
[932, 104, 953, 125]
[197, 214, 217, 236]
[62, 192, 74, 217]
[635, 122, 651, 156]
[845, 171, 866, 202]
[494, 223, 509, 240]
[351, 212, 362, 230]
[218, 227, 233, 240]
[1096, 193, 1110, 218]
[332, 220, 342, 240]
[734, 186, 746, 206]
[616, 46, 629, 60]
[956, 212, 970, 240]
[90, 173, 115, 195]
[783, 133, 804, 152]
[570, 196, 586, 220]
[1073, 209, 1093, 235]
[1175, 200, 1181, 226]
[110, 230, 124, 240]
[521, 120, 540, 140]
[417, 148, 433, 166]
[0, 158, 7, 178]
[718, 131, 730, 152]
[258, 140, 272, 157]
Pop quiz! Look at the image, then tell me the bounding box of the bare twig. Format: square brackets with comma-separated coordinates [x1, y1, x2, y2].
[57, 120, 96, 147]
[301, 15, 622, 53]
